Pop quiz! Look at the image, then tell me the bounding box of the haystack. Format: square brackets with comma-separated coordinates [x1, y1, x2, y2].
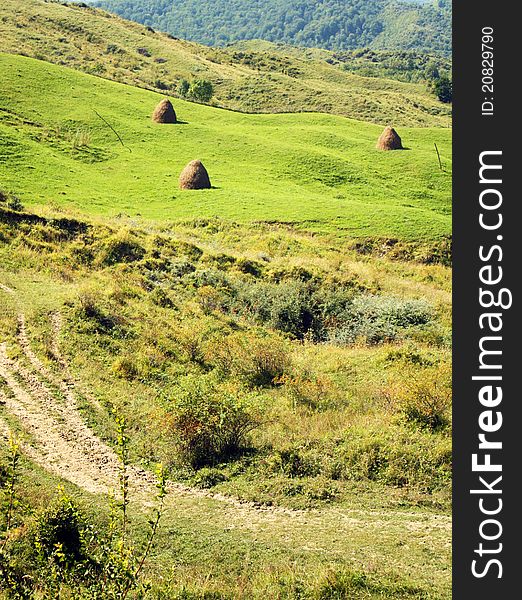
[376, 126, 403, 150]
[152, 98, 177, 124]
[179, 160, 211, 190]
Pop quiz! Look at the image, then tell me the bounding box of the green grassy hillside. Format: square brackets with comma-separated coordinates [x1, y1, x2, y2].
[0, 53, 451, 241]
[0, 204, 452, 598]
[1, 6, 451, 596]
[0, 0, 451, 127]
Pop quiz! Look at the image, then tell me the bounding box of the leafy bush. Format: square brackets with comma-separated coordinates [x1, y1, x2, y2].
[192, 467, 228, 489]
[166, 375, 263, 468]
[188, 79, 214, 103]
[177, 78, 190, 97]
[34, 494, 85, 564]
[205, 330, 291, 387]
[238, 279, 314, 339]
[329, 295, 433, 345]
[94, 230, 146, 266]
[434, 75, 452, 103]
[395, 365, 452, 431]
[272, 446, 322, 479]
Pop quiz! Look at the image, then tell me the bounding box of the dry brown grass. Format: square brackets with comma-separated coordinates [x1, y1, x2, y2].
[152, 98, 177, 123]
[376, 126, 403, 150]
[179, 159, 211, 190]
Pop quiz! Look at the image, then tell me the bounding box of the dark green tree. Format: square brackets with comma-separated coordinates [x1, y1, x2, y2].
[189, 79, 214, 103]
[177, 78, 190, 97]
[433, 75, 452, 103]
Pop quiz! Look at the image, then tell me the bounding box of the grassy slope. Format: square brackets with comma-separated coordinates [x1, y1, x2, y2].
[0, 209, 451, 598]
[0, 5, 451, 596]
[0, 53, 451, 241]
[0, 0, 451, 127]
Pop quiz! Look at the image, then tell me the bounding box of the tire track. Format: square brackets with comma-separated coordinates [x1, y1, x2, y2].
[0, 283, 451, 533]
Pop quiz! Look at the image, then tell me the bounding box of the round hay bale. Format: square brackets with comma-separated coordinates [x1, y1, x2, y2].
[179, 160, 211, 190]
[152, 98, 177, 124]
[376, 126, 403, 150]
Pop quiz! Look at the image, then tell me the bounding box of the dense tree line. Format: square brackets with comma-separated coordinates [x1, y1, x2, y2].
[93, 0, 451, 55]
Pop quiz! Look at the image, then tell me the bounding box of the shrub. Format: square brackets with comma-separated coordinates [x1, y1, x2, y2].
[177, 78, 190, 97]
[239, 280, 314, 339]
[192, 467, 228, 489]
[433, 75, 452, 103]
[34, 494, 85, 565]
[329, 295, 433, 345]
[273, 446, 322, 478]
[94, 230, 146, 267]
[395, 365, 452, 431]
[166, 375, 262, 468]
[205, 330, 292, 387]
[188, 79, 214, 103]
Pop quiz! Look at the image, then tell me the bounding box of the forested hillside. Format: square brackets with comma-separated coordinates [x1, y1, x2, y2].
[93, 0, 452, 55]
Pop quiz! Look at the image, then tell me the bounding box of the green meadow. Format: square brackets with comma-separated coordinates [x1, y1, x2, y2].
[0, 53, 451, 240]
[0, 0, 452, 128]
[1, 3, 452, 598]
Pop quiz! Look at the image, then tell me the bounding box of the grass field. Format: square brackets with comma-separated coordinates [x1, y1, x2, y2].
[1, 6, 452, 596]
[0, 0, 452, 127]
[0, 207, 451, 598]
[0, 53, 451, 240]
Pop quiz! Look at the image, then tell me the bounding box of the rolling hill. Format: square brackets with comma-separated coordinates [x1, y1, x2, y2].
[1, 2, 452, 598]
[93, 0, 452, 55]
[0, 0, 451, 127]
[0, 52, 451, 240]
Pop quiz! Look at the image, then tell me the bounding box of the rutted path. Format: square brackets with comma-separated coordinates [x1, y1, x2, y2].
[0, 284, 154, 496]
[0, 283, 451, 539]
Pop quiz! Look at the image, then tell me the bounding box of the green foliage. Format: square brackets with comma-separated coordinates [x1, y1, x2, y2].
[205, 330, 292, 388]
[329, 295, 433, 345]
[94, 0, 451, 55]
[238, 279, 315, 339]
[191, 467, 228, 489]
[336, 48, 451, 83]
[176, 78, 214, 103]
[395, 364, 452, 431]
[188, 79, 214, 103]
[0, 416, 167, 599]
[1, 437, 20, 534]
[433, 75, 453, 103]
[34, 493, 85, 564]
[166, 374, 263, 468]
[177, 78, 190, 97]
